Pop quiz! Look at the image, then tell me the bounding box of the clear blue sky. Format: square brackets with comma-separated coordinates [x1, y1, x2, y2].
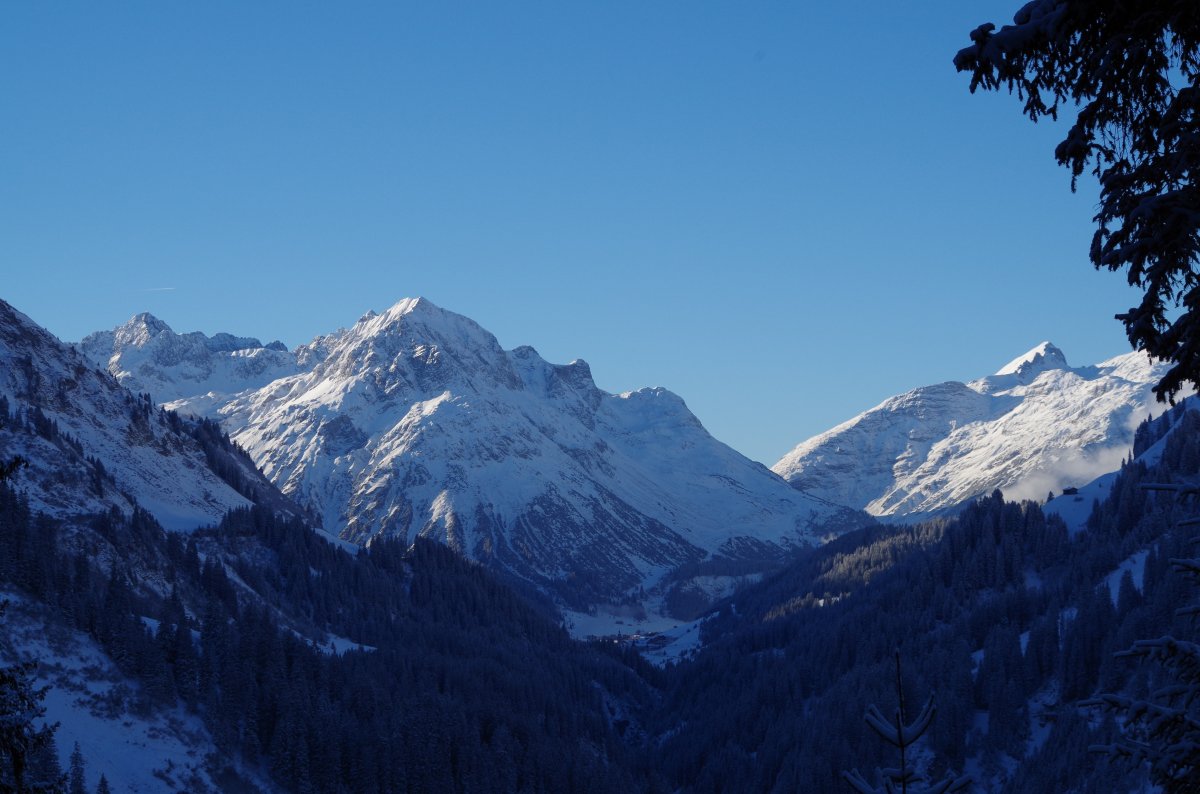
[1, 2, 1145, 465]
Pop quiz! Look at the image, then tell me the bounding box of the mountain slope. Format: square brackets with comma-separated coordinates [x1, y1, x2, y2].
[82, 298, 865, 605]
[652, 403, 1200, 793]
[0, 458, 662, 794]
[0, 299, 280, 530]
[773, 342, 1169, 520]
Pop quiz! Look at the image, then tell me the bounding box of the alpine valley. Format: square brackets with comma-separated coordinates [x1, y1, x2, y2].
[3, 294, 1198, 793]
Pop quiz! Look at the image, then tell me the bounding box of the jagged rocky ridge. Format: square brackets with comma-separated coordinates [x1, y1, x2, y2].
[79, 312, 296, 407]
[773, 342, 1172, 520]
[81, 298, 866, 606]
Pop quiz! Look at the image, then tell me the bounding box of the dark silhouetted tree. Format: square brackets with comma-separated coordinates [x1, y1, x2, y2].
[843, 651, 970, 794]
[955, 1, 1200, 401]
[66, 745, 84, 794]
[1085, 481, 1200, 790]
[0, 602, 63, 794]
[0, 456, 62, 794]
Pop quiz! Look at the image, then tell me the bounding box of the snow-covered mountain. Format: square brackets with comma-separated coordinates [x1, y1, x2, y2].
[79, 312, 297, 407]
[773, 342, 1171, 521]
[82, 298, 865, 605]
[0, 299, 285, 531]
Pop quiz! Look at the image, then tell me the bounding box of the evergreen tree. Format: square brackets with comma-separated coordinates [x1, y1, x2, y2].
[0, 601, 63, 794]
[0, 420, 26, 484]
[1085, 481, 1200, 790]
[0, 448, 61, 794]
[842, 651, 970, 794]
[66, 745, 84, 794]
[955, 1, 1200, 401]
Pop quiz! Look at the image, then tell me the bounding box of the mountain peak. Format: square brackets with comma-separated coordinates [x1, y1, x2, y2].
[349, 297, 501, 354]
[352, 297, 456, 333]
[127, 311, 170, 330]
[388, 296, 432, 315]
[77, 312, 297, 405]
[775, 341, 1166, 520]
[105, 312, 174, 349]
[130, 311, 165, 324]
[393, 296, 472, 328]
[995, 341, 1068, 376]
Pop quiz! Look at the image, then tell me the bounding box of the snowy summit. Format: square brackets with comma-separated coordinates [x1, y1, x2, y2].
[993, 341, 1068, 378]
[773, 342, 1173, 520]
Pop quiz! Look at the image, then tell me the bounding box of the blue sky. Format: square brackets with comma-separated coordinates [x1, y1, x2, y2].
[1, 2, 1145, 465]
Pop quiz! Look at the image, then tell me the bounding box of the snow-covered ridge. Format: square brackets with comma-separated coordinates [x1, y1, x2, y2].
[78, 312, 296, 405]
[773, 342, 1174, 521]
[993, 341, 1067, 378]
[0, 299, 261, 530]
[81, 296, 867, 606]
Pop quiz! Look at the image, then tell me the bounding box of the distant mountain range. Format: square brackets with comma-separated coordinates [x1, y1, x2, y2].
[772, 341, 1170, 520]
[79, 311, 297, 406]
[78, 298, 865, 607]
[58, 297, 1172, 603]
